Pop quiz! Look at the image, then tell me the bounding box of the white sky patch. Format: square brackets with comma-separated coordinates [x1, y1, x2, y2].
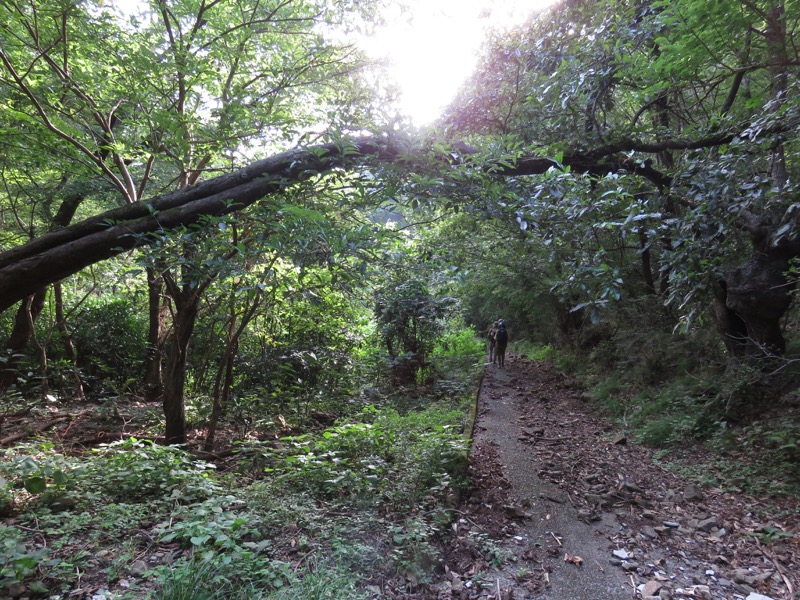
[361, 0, 556, 125]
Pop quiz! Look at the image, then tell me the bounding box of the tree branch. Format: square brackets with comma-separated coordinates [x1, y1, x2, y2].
[0, 123, 789, 313]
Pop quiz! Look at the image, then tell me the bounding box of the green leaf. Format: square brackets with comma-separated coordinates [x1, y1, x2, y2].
[24, 476, 46, 494]
[190, 535, 211, 546]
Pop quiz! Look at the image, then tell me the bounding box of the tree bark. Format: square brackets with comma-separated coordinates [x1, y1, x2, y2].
[638, 228, 657, 295]
[162, 286, 200, 446]
[715, 251, 794, 358]
[144, 267, 168, 403]
[53, 282, 85, 400]
[712, 0, 795, 359]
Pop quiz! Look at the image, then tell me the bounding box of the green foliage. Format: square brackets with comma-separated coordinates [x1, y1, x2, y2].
[89, 439, 220, 504]
[152, 559, 263, 600]
[748, 525, 796, 546]
[265, 564, 365, 600]
[0, 524, 47, 590]
[516, 342, 556, 361]
[70, 298, 147, 393]
[157, 495, 266, 559]
[0, 346, 476, 595]
[153, 558, 365, 600]
[387, 517, 441, 582]
[244, 406, 469, 507]
[589, 375, 628, 418]
[431, 329, 484, 358]
[734, 419, 800, 486]
[375, 278, 456, 384]
[468, 531, 513, 568]
[0, 443, 78, 508]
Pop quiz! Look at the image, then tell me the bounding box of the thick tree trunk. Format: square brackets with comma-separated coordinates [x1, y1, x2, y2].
[162, 289, 200, 446]
[713, 251, 794, 358]
[712, 2, 795, 360]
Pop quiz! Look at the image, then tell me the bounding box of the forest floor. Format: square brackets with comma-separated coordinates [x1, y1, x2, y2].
[2, 352, 799, 600]
[433, 353, 800, 600]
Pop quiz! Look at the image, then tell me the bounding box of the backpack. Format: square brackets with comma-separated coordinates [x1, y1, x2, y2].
[494, 327, 508, 344]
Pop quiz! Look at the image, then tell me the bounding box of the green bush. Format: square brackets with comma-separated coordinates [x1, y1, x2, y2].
[516, 342, 556, 361]
[387, 516, 441, 582]
[70, 298, 147, 393]
[156, 495, 266, 558]
[431, 329, 484, 358]
[240, 405, 468, 507]
[0, 443, 79, 508]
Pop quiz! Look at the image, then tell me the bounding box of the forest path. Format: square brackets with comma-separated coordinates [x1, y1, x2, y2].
[469, 357, 631, 599]
[437, 352, 798, 600]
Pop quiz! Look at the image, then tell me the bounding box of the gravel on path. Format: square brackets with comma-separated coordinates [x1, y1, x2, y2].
[475, 361, 633, 599]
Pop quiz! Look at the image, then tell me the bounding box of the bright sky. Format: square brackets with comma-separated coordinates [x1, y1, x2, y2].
[361, 0, 556, 125]
[107, 0, 556, 126]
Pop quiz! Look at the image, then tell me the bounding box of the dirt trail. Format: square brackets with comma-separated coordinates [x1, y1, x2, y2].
[474, 359, 631, 598]
[438, 353, 799, 600]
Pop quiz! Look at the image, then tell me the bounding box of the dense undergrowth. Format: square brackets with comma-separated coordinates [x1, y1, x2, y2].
[0, 333, 485, 599]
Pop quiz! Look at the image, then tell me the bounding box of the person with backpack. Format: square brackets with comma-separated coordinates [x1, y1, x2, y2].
[486, 321, 499, 363]
[493, 319, 510, 368]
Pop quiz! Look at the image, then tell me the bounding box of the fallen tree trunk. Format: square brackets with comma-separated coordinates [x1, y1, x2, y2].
[0, 134, 795, 363]
[0, 139, 394, 312]
[0, 136, 679, 313]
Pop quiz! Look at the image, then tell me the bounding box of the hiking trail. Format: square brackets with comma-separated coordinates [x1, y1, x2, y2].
[435, 353, 799, 600]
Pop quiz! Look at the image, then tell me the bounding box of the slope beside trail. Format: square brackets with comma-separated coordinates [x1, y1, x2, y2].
[436, 353, 799, 600]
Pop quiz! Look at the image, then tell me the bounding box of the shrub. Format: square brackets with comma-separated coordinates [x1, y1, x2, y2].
[240, 405, 468, 508]
[70, 298, 147, 393]
[431, 329, 484, 358]
[0, 443, 79, 508]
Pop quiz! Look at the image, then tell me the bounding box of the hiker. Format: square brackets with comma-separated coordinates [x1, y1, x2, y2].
[486, 321, 499, 362]
[493, 319, 510, 368]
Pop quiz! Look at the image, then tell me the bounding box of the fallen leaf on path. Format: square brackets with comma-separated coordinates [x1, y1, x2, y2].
[564, 553, 584, 566]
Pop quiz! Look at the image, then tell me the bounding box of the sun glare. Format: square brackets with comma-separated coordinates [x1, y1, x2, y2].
[105, 0, 556, 126]
[361, 0, 556, 125]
